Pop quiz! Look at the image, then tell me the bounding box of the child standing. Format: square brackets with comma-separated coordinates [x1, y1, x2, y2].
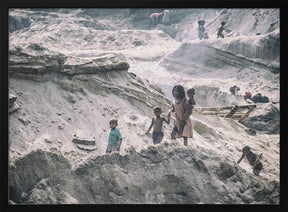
[171, 85, 193, 146]
[146, 106, 171, 145]
[106, 118, 123, 153]
[237, 146, 263, 176]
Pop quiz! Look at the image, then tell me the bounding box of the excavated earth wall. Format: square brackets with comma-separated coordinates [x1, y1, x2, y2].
[9, 144, 279, 204]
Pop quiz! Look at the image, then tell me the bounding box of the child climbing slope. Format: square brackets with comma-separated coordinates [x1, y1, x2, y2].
[237, 146, 263, 176]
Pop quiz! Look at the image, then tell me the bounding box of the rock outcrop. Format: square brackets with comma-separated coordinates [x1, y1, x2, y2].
[9, 94, 20, 114]
[243, 103, 280, 134]
[9, 47, 129, 77]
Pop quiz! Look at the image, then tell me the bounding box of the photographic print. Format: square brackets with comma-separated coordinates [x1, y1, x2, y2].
[8, 7, 280, 204]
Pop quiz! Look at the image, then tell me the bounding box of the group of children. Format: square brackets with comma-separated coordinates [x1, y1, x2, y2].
[105, 85, 196, 154]
[146, 86, 196, 146]
[105, 85, 263, 176]
[198, 20, 229, 40]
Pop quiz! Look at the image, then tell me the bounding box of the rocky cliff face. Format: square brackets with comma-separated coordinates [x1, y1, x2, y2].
[8, 8, 280, 204]
[9, 144, 279, 204]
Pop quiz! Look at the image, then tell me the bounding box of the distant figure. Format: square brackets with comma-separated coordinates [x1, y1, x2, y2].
[162, 10, 170, 25]
[150, 12, 164, 24]
[106, 118, 123, 153]
[171, 85, 193, 146]
[244, 91, 252, 100]
[146, 106, 171, 145]
[217, 21, 226, 38]
[237, 146, 263, 176]
[230, 85, 240, 95]
[198, 20, 209, 40]
[178, 88, 196, 135]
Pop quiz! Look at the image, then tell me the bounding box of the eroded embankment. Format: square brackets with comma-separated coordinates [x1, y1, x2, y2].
[160, 38, 279, 77]
[8, 150, 74, 204]
[9, 143, 279, 204]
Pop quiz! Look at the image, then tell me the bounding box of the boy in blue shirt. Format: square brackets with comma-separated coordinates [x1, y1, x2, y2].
[106, 118, 123, 153]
